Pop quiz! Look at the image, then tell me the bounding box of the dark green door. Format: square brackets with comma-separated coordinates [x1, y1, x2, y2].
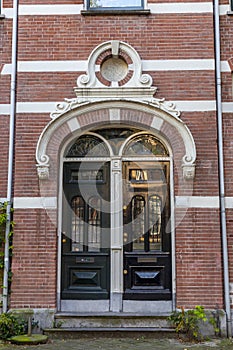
[62, 162, 110, 300]
[123, 161, 171, 300]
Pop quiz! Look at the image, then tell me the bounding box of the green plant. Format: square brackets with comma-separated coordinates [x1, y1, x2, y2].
[0, 312, 26, 340]
[168, 305, 208, 341]
[52, 320, 64, 329]
[0, 202, 14, 288]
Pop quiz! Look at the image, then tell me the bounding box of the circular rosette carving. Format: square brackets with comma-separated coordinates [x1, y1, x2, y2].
[77, 74, 90, 87]
[140, 74, 153, 86]
[39, 154, 50, 165]
[183, 154, 194, 165]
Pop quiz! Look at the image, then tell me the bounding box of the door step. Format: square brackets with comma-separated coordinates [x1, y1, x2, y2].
[44, 313, 175, 338]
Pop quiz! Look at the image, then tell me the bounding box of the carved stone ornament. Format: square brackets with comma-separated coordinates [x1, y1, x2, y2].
[50, 41, 180, 120]
[182, 164, 196, 180]
[76, 40, 153, 89]
[37, 165, 50, 180]
[36, 41, 196, 181]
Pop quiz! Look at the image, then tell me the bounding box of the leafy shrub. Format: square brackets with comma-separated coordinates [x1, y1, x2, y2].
[168, 305, 208, 341]
[0, 312, 26, 340]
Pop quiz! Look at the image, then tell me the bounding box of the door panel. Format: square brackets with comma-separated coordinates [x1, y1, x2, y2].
[61, 253, 109, 299]
[62, 162, 110, 300]
[123, 253, 171, 300]
[123, 161, 171, 300]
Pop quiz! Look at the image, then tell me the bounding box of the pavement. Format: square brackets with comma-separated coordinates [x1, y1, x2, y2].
[0, 336, 233, 350]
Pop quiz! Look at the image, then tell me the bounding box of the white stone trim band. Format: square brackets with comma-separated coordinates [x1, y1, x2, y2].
[13, 197, 57, 209]
[2, 3, 214, 18]
[0, 101, 225, 115]
[3, 59, 230, 75]
[5, 196, 233, 209]
[2, 102, 233, 115]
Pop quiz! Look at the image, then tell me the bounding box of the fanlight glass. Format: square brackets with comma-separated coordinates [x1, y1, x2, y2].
[66, 135, 110, 157]
[123, 134, 168, 156]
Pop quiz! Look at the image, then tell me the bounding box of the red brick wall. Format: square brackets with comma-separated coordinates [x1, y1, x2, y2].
[13, 114, 50, 197]
[16, 14, 214, 61]
[10, 209, 57, 308]
[1, 0, 230, 311]
[220, 0, 233, 304]
[176, 208, 223, 308]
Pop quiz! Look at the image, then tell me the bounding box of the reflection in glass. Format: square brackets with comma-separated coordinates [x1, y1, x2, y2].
[124, 134, 168, 156]
[90, 0, 142, 8]
[71, 169, 104, 182]
[71, 196, 102, 252]
[129, 168, 165, 183]
[94, 127, 138, 155]
[131, 195, 145, 251]
[130, 194, 162, 252]
[71, 196, 84, 252]
[88, 197, 101, 252]
[149, 195, 162, 251]
[66, 135, 109, 157]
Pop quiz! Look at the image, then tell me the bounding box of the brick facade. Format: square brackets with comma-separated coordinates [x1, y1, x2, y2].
[0, 0, 233, 334]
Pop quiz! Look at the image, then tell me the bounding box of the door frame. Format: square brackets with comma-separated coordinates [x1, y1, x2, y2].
[57, 129, 176, 314]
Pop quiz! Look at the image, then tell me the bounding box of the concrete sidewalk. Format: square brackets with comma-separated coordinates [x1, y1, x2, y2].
[0, 336, 233, 350]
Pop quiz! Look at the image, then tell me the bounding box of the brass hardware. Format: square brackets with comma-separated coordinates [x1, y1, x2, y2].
[76, 257, 94, 263]
[138, 257, 158, 263]
[123, 269, 128, 275]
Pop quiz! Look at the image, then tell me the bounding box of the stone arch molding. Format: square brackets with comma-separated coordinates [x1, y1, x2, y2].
[36, 41, 196, 180]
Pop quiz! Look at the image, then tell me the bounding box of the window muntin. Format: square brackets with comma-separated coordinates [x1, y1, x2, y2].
[88, 197, 101, 252]
[131, 194, 162, 252]
[94, 127, 139, 155]
[148, 195, 162, 251]
[131, 195, 145, 251]
[71, 196, 85, 252]
[88, 0, 144, 10]
[71, 195, 102, 252]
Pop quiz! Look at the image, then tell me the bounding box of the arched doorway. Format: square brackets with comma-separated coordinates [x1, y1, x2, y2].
[35, 41, 196, 315]
[61, 127, 172, 313]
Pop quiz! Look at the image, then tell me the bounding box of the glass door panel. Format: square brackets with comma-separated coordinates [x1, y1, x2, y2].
[62, 162, 110, 300]
[71, 196, 85, 252]
[148, 195, 162, 251]
[123, 161, 171, 300]
[88, 197, 101, 252]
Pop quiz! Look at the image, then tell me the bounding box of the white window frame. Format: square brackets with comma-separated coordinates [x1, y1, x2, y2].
[86, 0, 145, 11]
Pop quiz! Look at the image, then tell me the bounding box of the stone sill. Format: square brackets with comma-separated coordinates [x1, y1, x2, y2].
[81, 9, 151, 16]
[0, 14, 5, 19]
[227, 10, 233, 15]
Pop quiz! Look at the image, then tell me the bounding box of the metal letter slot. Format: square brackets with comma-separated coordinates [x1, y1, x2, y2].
[76, 257, 95, 263]
[137, 257, 157, 263]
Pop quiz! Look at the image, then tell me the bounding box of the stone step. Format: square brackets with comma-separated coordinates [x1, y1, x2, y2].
[44, 327, 175, 339]
[49, 313, 174, 332]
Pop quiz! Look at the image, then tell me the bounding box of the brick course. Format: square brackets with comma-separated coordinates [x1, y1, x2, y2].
[10, 209, 57, 308]
[1, 0, 232, 318]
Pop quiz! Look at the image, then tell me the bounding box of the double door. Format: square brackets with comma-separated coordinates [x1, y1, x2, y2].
[61, 160, 171, 302]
